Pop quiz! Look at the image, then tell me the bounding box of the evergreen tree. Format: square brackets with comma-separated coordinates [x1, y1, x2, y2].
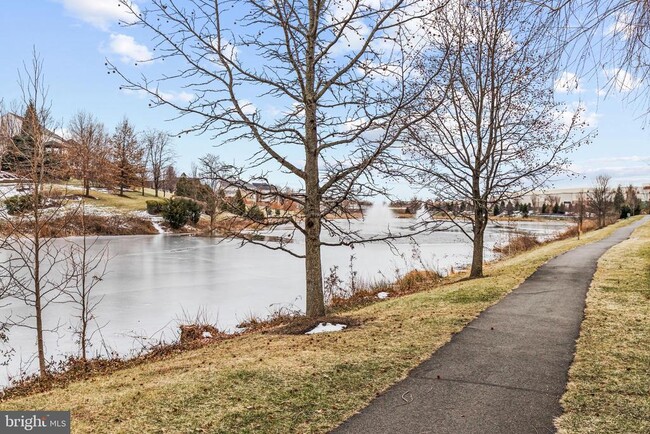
[2, 103, 39, 172]
[229, 189, 246, 215]
[613, 185, 625, 214]
[109, 118, 143, 196]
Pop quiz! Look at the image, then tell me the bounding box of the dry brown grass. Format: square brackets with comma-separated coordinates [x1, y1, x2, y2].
[0, 217, 642, 433]
[555, 219, 650, 434]
[0, 214, 157, 237]
[493, 233, 541, 255]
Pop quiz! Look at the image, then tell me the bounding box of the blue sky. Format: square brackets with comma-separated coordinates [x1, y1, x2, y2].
[0, 0, 648, 197]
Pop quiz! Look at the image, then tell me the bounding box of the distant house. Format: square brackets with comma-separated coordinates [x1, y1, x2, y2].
[0, 112, 69, 170]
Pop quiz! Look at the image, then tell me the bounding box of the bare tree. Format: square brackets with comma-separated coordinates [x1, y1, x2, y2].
[144, 129, 175, 197]
[109, 118, 143, 196]
[65, 201, 108, 361]
[199, 153, 227, 237]
[543, 1, 650, 113]
[0, 51, 73, 377]
[67, 111, 109, 197]
[588, 175, 613, 228]
[112, 0, 450, 316]
[404, 0, 590, 278]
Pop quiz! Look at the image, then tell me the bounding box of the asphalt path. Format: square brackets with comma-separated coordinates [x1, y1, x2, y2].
[332, 217, 648, 434]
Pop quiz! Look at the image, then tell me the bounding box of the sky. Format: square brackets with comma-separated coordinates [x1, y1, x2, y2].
[0, 0, 648, 198]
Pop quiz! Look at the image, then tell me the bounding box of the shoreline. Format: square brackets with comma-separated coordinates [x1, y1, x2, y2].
[1, 220, 629, 424]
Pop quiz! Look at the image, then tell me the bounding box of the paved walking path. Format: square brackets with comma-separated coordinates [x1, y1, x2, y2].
[333, 218, 648, 434]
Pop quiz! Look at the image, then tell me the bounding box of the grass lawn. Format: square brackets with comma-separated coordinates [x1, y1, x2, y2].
[555, 219, 650, 434]
[60, 182, 168, 213]
[0, 217, 643, 433]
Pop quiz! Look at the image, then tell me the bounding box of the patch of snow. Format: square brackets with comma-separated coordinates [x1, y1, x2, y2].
[0, 184, 27, 200]
[131, 210, 151, 218]
[305, 322, 347, 335]
[151, 219, 165, 234]
[201, 331, 213, 338]
[376, 292, 389, 299]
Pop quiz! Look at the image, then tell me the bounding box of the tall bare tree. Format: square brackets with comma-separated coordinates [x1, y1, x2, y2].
[65, 201, 109, 361]
[0, 51, 73, 377]
[67, 111, 109, 197]
[198, 153, 227, 237]
[112, 0, 450, 316]
[588, 174, 613, 228]
[404, 0, 590, 278]
[143, 129, 175, 197]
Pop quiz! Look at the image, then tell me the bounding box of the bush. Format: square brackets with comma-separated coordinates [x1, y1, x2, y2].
[4, 194, 40, 215]
[146, 200, 167, 215]
[247, 205, 265, 221]
[184, 198, 203, 224]
[396, 269, 441, 293]
[161, 197, 203, 229]
[493, 234, 541, 256]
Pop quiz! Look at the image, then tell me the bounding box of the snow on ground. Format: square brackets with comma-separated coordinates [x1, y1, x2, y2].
[305, 323, 347, 334]
[0, 184, 27, 200]
[150, 218, 165, 234]
[376, 292, 390, 299]
[131, 210, 165, 234]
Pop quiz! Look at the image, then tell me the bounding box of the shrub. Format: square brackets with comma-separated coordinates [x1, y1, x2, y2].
[146, 200, 167, 215]
[493, 234, 541, 256]
[247, 205, 265, 221]
[184, 198, 203, 224]
[396, 269, 441, 293]
[4, 194, 40, 215]
[223, 190, 246, 215]
[162, 197, 203, 228]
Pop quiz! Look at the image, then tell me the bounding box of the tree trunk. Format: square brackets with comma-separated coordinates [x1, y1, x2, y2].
[33, 189, 46, 376]
[470, 206, 487, 278]
[303, 5, 325, 318]
[303, 129, 325, 317]
[470, 231, 485, 278]
[304, 211, 325, 317]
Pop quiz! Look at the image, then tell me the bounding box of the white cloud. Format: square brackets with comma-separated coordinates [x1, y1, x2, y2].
[237, 99, 256, 116]
[109, 33, 152, 64]
[606, 68, 640, 93]
[560, 102, 600, 129]
[159, 91, 194, 104]
[554, 71, 584, 94]
[606, 11, 634, 40]
[57, 0, 140, 31]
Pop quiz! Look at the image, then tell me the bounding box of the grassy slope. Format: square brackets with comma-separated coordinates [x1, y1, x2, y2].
[60, 182, 165, 213]
[556, 220, 650, 434]
[0, 218, 642, 433]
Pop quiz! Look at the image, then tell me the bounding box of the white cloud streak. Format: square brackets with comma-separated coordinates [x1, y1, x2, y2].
[109, 33, 152, 64]
[57, 0, 140, 31]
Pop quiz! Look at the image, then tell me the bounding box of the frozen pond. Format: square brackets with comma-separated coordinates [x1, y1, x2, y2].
[0, 206, 570, 383]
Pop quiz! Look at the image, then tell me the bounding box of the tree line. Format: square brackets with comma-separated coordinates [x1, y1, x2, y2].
[1, 106, 177, 199]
